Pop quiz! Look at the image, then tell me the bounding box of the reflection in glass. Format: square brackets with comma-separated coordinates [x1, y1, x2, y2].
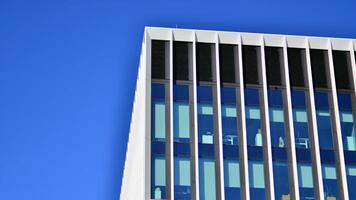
[151, 83, 166, 199]
[199, 159, 216, 200]
[291, 90, 315, 199]
[174, 157, 191, 199]
[245, 87, 266, 199]
[337, 92, 356, 199]
[221, 87, 240, 199]
[314, 91, 340, 199]
[268, 89, 290, 198]
[198, 86, 214, 145]
[173, 84, 191, 199]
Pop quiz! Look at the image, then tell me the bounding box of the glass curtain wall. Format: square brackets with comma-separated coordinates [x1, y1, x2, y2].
[265, 47, 291, 199]
[219, 44, 241, 199]
[310, 49, 340, 199]
[173, 41, 192, 199]
[151, 40, 168, 199]
[287, 48, 316, 199]
[196, 42, 217, 200]
[242, 45, 266, 199]
[332, 50, 356, 199]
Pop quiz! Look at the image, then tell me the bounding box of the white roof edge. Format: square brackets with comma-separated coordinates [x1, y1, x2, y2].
[144, 26, 356, 42]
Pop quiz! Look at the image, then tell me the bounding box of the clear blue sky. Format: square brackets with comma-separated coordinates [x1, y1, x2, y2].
[0, 0, 355, 199]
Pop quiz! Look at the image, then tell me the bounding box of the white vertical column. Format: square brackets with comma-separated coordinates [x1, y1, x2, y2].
[145, 31, 152, 200]
[326, 40, 349, 200]
[259, 37, 275, 200]
[281, 37, 300, 200]
[191, 32, 200, 200]
[167, 30, 175, 200]
[237, 35, 250, 200]
[304, 39, 324, 200]
[213, 33, 226, 200]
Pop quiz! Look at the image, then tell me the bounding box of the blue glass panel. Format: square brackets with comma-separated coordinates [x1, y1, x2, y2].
[151, 155, 166, 199]
[221, 87, 238, 146]
[224, 159, 241, 200]
[314, 91, 333, 150]
[346, 165, 356, 199]
[273, 162, 290, 199]
[337, 93, 356, 151]
[249, 161, 266, 199]
[198, 86, 214, 147]
[268, 89, 286, 148]
[291, 90, 315, 199]
[322, 165, 339, 199]
[245, 88, 262, 147]
[173, 84, 190, 142]
[174, 157, 191, 199]
[297, 164, 315, 200]
[199, 159, 217, 200]
[151, 83, 167, 199]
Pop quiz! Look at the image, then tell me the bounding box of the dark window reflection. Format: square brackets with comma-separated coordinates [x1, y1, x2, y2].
[243, 46, 260, 85]
[310, 49, 328, 89]
[197, 43, 213, 82]
[174, 42, 190, 81]
[265, 47, 282, 86]
[152, 40, 166, 79]
[220, 44, 236, 83]
[287, 48, 306, 87]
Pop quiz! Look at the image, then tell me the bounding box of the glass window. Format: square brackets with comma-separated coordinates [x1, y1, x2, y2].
[322, 165, 339, 199]
[265, 47, 282, 86]
[219, 44, 236, 83]
[338, 93, 356, 151]
[287, 48, 306, 87]
[221, 87, 238, 146]
[199, 159, 216, 200]
[242, 46, 260, 85]
[346, 166, 356, 199]
[173, 84, 190, 142]
[245, 88, 262, 147]
[152, 40, 166, 79]
[314, 92, 333, 150]
[268, 89, 286, 148]
[297, 164, 315, 199]
[310, 49, 328, 89]
[151, 83, 167, 199]
[224, 159, 241, 200]
[197, 43, 213, 82]
[152, 156, 166, 199]
[273, 162, 290, 199]
[249, 161, 265, 199]
[332, 50, 351, 90]
[174, 157, 191, 199]
[198, 86, 214, 145]
[173, 42, 190, 81]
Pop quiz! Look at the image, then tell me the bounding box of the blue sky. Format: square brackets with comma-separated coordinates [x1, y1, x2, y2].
[0, 0, 355, 199]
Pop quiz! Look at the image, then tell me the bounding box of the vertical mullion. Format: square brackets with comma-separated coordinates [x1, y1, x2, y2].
[166, 31, 174, 200]
[281, 37, 300, 200]
[304, 39, 325, 200]
[191, 32, 200, 200]
[260, 37, 275, 200]
[213, 33, 226, 199]
[237, 35, 250, 200]
[326, 40, 349, 200]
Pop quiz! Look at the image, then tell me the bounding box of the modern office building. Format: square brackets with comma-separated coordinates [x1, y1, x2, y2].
[120, 27, 356, 200]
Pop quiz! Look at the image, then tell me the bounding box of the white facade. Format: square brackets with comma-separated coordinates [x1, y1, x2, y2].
[120, 27, 356, 200]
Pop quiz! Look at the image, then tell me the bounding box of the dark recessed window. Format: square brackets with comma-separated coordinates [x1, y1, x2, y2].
[173, 42, 190, 81]
[333, 51, 351, 90]
[287, 48, 306, 87]
[242, 45, 260, 85]
[196, 43, 213, 82]
[265, 47, 282, 86]
[151, 40, 166, 79]
[310, 49, 328, 89]
[219, 44, 236, 83]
